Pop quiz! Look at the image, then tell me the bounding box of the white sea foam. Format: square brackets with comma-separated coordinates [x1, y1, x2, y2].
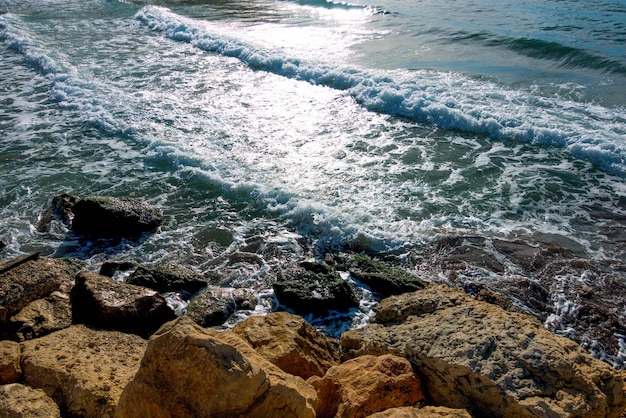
[135, 6, 626, 177]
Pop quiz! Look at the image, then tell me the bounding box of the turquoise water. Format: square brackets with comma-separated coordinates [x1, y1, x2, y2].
[1, 0, 625, 360]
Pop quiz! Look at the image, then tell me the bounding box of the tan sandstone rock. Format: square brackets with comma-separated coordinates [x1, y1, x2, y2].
[232, 311, 340, 379]
[341, 285, 626, 418]
[309, 354, 425, 418]
[0, 341, 20, 384]
[367, 406, 472, 417]
[0, 383, 61, 418]
[115, 315, 317, 418]
[21, 325, 147, 417]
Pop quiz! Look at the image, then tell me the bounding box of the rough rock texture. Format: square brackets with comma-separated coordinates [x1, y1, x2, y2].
[0, 341, 21, 384]
[115, 316, 316, 418]
[327, 253, 428, 296]
[367, 406, 472, 417]
[0, 255, 84, 324]
[309, 354, 425, 418]
[232, 311, 340, 379]
[70, 195, 162, 237]
[0, 383, 61, 418]
[273, 261, 360, 316]
[70, 271, 175, 337]
[186, 286, 256, 327]
[126, 264, 206, 293]
[36, 193, 78, 233]
[341, 286, 626, 418]
[20, 325, 147, 417]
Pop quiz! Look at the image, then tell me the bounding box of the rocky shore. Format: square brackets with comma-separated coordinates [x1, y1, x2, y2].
[1, 194, 626, 417]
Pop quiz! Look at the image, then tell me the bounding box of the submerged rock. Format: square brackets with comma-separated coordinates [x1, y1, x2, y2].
[21, 325, 147, 418]
[341, 285, 626, 418]
[233, 311, 340, 379]
[0, 341, 21, 384]
[309, 354, 425, 418]
[115, 316, 317, 418]
[186, 286, 256, 327]
[0, 383, 61, 418]
[126, 263, 206, 293]
[273, 261, 360, 316]
[70, 271, 175, 337]
[36, 193, 78, 233]
[71, 195, 162, 237]
[327, 253, 429, 296]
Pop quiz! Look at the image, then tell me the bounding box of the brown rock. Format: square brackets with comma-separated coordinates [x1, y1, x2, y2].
[0, 341, 20, 384]
[367, 406, 472, 417]
[70, 271, 175, 337]
[341, 285, 626, 418]
[20, 325, 147, 417]
[232, 311, 340, 379]
[0, 383, 61, 418]
[0, 255, 84, 323]
[115, 316, 317, 418]
[309, 354, 425, 418]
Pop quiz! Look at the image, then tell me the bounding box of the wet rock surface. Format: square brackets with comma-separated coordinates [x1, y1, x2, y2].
[233, 311, 340, 379]
[70, 271, 175, 337]
[273, 260, 360, 316]
[115, 316, 317, 418]
[341, 285, 626, 417]
[126, 263, 207, 293]
[21, 325, 147, 418]
[186, 285, 256, 327]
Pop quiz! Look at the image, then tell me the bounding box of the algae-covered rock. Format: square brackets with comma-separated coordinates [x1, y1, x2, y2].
[273, 261, 360, 316]
[186, 286, 255, 327]
[71, 195, 162, 237]
[341, 285, 626, 418]
[327, 253, 429, 296]
[126, 264, 206, 293]
[233, 311, 340, 379]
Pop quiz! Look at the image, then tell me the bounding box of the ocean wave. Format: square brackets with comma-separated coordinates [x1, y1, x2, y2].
[135, 6, 626, 177]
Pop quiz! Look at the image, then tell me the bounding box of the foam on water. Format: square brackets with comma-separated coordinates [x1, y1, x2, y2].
[136, 6, 626, 177]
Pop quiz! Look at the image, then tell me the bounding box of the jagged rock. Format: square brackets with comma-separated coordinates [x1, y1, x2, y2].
[0, 255, 84, 323]
[308, 354, 425, 418]
[273, 261, 360, 316]
[36, 193, 78, 233]
[126, 264, 206, 293]
[70, 195, 162, 237]
[186, 286, 256, 327]
[99, 261, 138, 279]
[0, 341, 20, 384]
[115, 316, 317, 418]
[70, 271, 175, 337]
[0, 240, 6, 250]
[20, 325, 147, 417]
[341, 286, 626, 418]
[232, 311, 340, 379]
[327, 253, 428, 296]
[0, 383, 61, 418]
[366, 406, 472, 417]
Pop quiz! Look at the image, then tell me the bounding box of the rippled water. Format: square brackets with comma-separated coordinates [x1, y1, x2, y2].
[1, 0, 625, 364]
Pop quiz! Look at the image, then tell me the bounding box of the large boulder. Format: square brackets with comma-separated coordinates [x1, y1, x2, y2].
[0, 383, 61, 418]
[20, 325, 147, 417]
[0, 254, 84, 324]
[186, 286, 256, 327]
[327, 253, 429, 296]
[273, 261, 360, 316]
[341, 285, 626, 418]
[70, 271, 175, 337]
[0, 341, 21, 384]
[115, 316, 317, 418]
[308, 354, 425, 418]
[232, 311, 340, 379]
[126, 264, 206, 293]
[70, 195, 162, 237]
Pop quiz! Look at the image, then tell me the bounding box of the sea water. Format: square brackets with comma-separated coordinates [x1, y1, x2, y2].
[1, 0, 625, 364]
